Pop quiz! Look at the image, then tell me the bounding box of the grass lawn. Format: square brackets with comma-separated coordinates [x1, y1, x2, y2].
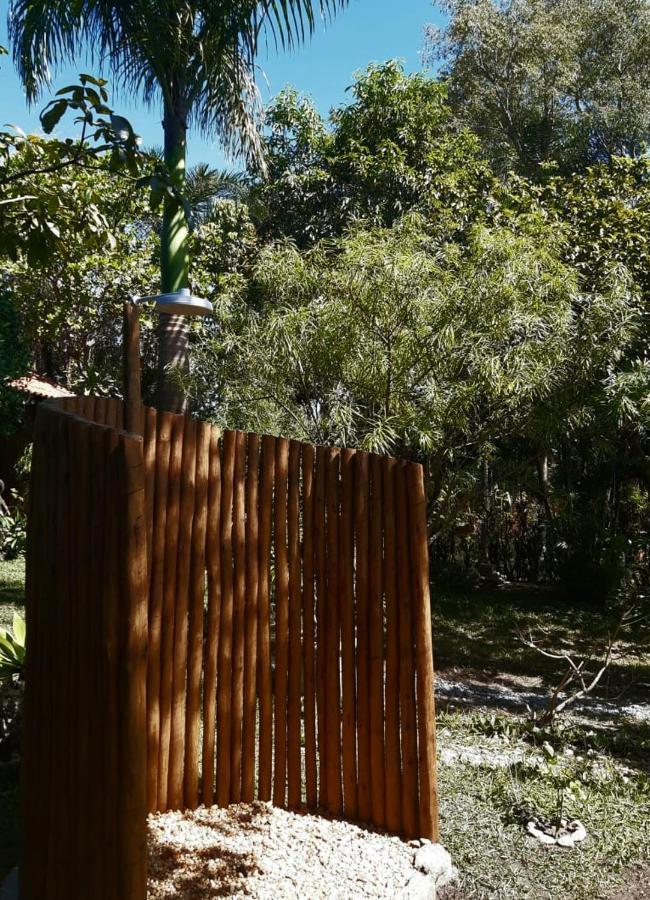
[0, 557, 25, 629]
[432, 584, 650, 696]
[437, 710, 649, 899]
[432, 586, 650, 900]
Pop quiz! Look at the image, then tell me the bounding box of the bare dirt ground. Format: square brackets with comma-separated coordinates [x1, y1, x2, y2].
[608, 867, 650, 900]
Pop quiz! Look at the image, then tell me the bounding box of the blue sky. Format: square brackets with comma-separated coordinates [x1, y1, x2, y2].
[0, 0, 445, 166]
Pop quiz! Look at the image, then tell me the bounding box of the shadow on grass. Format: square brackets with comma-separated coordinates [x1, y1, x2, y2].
[431, 583, 650, 699]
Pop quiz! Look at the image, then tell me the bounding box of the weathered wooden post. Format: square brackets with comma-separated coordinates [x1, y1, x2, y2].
[123, 300, 143, 435]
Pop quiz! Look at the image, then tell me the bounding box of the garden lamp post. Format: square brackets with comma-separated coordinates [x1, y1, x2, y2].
[129, 289, 213, 418]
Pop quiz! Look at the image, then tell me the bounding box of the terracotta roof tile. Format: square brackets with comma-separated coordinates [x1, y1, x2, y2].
[8, 374, 75, 399]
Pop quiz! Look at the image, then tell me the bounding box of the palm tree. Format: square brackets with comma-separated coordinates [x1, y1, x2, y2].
[184, 163, 248, 228]
[9, 0, 349, 412]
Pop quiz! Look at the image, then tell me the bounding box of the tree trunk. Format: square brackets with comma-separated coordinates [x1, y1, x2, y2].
[156, 94, 190, 414]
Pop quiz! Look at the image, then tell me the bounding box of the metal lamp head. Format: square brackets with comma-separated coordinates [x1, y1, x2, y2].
[133, 287, 213, 317]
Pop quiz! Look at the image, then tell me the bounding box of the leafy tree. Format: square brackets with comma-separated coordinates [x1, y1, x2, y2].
[256, 61, 495, 244]
[2, 153, 159, 398]
[189, 216, 578, 455]
[185, 204, 648, 595]
[426, 0, 650, 175]
[0, 290, 29, 437]
[506, 157, 650, 304]
[9, 0, 350, 412]
[0, 75, 142, 262]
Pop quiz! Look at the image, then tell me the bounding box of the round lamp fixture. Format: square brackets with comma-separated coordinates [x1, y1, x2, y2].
[133, 287, 213, 317]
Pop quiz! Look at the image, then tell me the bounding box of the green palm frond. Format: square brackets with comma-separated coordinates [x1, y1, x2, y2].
[185, 163, 248, 225]
[9, 1, 350, 163]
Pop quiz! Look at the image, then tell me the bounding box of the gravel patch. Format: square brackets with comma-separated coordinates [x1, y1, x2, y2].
[436, 674, 650, 723]
[148, 802, 424, 899]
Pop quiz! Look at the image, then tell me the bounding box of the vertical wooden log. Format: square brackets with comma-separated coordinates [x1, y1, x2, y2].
[216, 429, 236, 806]
[230, 431, 247, 803]
[242, 434, 260, 803]
[157, 413, 185, 810]
[273, 438, 290, 808]
[94, 395, 108, 426]
[23, 408, 59, 899]
[369, 455, 387, 828]
[105, 397, 119, 430]
[101, 427, 120, 898]
[202, 426, 222, 806]
[143, 407, 157, 591]
[65, 417, 82, 878]
[168, 418, 197, 804]
[123, 301, 142, 436]
[257, 435, 275, 801]
[396, 461, 419, 839]
[118, 434, 149, 900]
[45, 413, 72, 893]
[339, 448, 357, 819]
[382, 458, 401, 835]
[114, 396, 124, 431]
[325, 447, 343, 815]
[80, 394, 96, 422]
[71, 419, 92, 885]
[407, 464, 439, 841]
[168, 417, 197, 808]
[301, 444, 318, 808]
[25, 409, 53, 894]
[314, 446, 328, 808]
[88, 423, 109, 898]
[354, 451, 371, 822]
[185, 421, 210, 808]
[287, 441, 303, 808]
[147, 412, 172, 812]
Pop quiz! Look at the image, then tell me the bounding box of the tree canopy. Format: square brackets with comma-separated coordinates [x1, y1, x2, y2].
[1, 35, 648, 601]
[426, 0, 650, 175]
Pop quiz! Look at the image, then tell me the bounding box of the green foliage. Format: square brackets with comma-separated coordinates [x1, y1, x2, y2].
[0, 77, 143, 263]
[428, 0, 650, 175]
[0, 291, 29, 437]
[8, 0, 352, 331]
[0, 559, 25, 632]
[0, 48, 646, 597]
[0, 613, 25, 681]
[0, 493, 27, 562]
[509, 157, 650, 302]
[9, 1, 350, 165]
[190, 216, 580, 452]
[2, 154, 159, 394]
[191, 200, 259, 296]
[257, 61, 496, 244]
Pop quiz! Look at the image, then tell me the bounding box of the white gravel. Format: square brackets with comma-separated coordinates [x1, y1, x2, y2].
[148, 802, 422, 899]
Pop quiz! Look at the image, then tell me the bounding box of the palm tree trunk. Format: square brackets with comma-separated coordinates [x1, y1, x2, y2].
[156, 94, 190, 414]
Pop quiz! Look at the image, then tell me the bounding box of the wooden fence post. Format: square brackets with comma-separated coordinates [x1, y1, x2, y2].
[119, 434, 149, 899]
[407, 464, 439, 841]
[123, 301, 143, 436]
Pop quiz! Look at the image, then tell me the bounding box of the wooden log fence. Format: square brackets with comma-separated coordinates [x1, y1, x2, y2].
[23, 402, 148, 900]
[23, 396, 438, 900]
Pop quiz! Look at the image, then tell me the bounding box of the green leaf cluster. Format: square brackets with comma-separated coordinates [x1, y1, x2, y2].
[0, 613, 25, 681]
